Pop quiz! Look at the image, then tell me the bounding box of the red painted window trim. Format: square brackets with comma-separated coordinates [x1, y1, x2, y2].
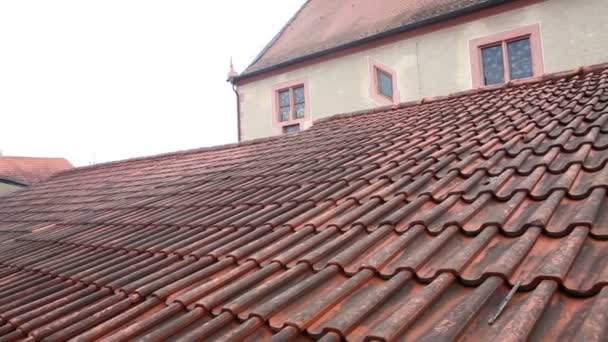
[271, 78, 311, 133]
[469, 23, 544, 88]
[368, 57, 400, 105]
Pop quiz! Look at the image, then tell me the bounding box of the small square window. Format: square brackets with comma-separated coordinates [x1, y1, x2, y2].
[377, 69, 393, 98]
[283, 124, 300, 134]
[368, 59, 399, 104]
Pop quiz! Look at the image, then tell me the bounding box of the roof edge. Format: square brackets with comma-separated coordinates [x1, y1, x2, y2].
[313, 62, 608, 125]
[0, 177, 29, 187]
[234, 0, 515, 82]
[242, 0, 312, 75]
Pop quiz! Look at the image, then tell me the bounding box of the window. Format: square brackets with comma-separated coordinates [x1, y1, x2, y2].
[277, 86, 305, 122]
[480, 37, 533, 85]
[507, 38, 534, 79]
[470, 24, 543, 87]
[481, 44, 505, 85]
[272, 79, 310, 134]
[283, 124, 300, 134]
[368, 58, 399, 105]
[294, 86, 305, 119]
[377, 68, 393, 98]
[278, 90, 291, 122]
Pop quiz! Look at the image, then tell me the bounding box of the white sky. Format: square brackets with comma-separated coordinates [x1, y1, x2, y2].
[0, 0, 305, 166]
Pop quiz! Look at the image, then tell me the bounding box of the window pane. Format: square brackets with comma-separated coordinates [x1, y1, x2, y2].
[295, 103, 305, 118]
[508, 38, 533, 80]
[283, 124, 300, 134]
[481, 45, 505, 85]
[377, 70, 393, 98]
[294, 86, 305, 104]
[279, 90, 290, 107]
[279, 106, 290, 122]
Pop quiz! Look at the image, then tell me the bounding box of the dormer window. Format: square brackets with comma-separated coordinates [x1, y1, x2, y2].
[470, 24, 543, 87]
[272, 79, 310, 134]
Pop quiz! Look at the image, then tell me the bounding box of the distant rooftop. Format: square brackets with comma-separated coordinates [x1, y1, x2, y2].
[0, 156, 73, 185]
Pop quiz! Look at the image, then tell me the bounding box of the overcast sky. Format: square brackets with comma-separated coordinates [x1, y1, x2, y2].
[0, 0, 305, 166]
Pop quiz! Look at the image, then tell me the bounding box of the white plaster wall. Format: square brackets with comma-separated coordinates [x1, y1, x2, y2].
[0, 182, 22, 195]
[239, 0, 608, 140]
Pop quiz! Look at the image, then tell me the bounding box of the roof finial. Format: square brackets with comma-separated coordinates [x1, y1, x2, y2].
[227, 57, 238, 80]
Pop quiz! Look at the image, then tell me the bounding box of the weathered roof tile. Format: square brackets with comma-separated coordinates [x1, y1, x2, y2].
[1, 65, 608, 340]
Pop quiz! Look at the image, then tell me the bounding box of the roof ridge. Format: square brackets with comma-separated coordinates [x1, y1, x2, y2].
[63, 133, 289, 174]
[65, 62, 608, 175]
[313, 62, 608, 125]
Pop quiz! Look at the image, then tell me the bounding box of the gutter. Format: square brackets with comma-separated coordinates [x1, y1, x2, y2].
[232, 83, 242, 142]
[232, 0, 515, 83]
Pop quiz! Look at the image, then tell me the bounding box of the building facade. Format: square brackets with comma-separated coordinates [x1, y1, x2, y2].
[231, 0, 608, 140]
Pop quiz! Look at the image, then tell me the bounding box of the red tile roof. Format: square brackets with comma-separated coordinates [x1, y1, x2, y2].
[0, 156, 73, 185]
[1, 64, 608, 340]
[241, 0, 505, 77]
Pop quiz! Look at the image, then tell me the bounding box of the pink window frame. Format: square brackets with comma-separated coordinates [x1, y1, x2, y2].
[271, 78, 310, 133]
[368, 58, 400, 105]
[469, 23, 544, 88]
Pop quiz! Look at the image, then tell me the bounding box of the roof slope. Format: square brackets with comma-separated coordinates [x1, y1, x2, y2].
[1, 65, 608, 340]
[242, 0, 501, 76]
[0, 156, 73, 185]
